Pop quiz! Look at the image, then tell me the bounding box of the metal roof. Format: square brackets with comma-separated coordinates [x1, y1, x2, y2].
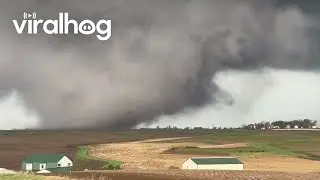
[23, 154, 66, 163]
[190, 157, 243, 165]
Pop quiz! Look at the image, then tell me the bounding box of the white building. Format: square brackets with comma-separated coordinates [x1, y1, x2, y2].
[22, 154, 73, 172]
[182, 157, 243, 171]
[294, 125, 299, 129]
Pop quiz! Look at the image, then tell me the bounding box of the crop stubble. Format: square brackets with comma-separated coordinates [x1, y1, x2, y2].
[89, 137, 320, 172]
[88, 137, 320, 179]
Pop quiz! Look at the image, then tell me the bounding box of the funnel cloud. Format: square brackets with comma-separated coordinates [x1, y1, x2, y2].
[0, 0, 319, 130]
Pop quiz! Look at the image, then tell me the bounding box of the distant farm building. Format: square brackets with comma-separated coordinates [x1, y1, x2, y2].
[294, 125, 299, 129]
[22, 154, 73, 173]
[182, 157, 243, 170]
[248, 124, 256, 130]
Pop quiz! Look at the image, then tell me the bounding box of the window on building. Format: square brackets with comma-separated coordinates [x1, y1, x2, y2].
[41, 165, 44, 169]
[68, 163, 71, 166]
[57, 164, 61, 167]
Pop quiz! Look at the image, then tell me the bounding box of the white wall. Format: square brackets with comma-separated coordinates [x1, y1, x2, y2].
[182, 158, 244, 170]
[197, 164, 243, 170]
[182, 159, 197, 170]
[57, 156, 73, 167]
[26, 163, 32, 170]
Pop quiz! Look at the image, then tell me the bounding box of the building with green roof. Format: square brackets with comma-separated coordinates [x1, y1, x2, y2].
[22, 154, 73, 173]
[182, 157, 243, 170]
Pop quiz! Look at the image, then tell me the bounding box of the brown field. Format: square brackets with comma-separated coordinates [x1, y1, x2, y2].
[1, 130, 320, 180]
[50, 170, 320, 180]
[89, 137, 320, 172]
[0, 130, 191, 170]
[89, 138, 249, 169]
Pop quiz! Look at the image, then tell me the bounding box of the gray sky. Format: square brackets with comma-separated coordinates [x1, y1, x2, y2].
[141, 68, 320, 128]
[2, 68, 320, 129]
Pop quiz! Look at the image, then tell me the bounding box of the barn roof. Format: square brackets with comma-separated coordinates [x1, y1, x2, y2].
[190, 157, 243, 165]
[23, 154, 66, 163]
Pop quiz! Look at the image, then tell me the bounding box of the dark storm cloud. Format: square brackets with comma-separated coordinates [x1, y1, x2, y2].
[0, 0, 319, 129]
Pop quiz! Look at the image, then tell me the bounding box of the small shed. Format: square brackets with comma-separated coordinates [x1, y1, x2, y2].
[22, 154, 73, 172]
[182, 157, 243, 170]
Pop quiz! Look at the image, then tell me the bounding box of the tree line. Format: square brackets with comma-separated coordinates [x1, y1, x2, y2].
[138, 119, 318, 131]
[242, 119, 318, 129]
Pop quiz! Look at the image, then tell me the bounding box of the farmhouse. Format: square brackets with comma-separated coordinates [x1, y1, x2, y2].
[22, 154, 73, 173]
[182, 157, 243, 170]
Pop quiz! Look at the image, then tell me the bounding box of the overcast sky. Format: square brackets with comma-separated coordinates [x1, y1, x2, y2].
[140, 68, 320, 128]
[1, 68, 320, 130]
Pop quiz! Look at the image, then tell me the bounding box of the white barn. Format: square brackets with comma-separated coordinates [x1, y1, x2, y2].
[22, 154, 73, 172]
[182, 157, 243, 170]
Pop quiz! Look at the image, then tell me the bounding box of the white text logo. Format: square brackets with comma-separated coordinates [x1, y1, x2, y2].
[12, 12, 112, 41]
